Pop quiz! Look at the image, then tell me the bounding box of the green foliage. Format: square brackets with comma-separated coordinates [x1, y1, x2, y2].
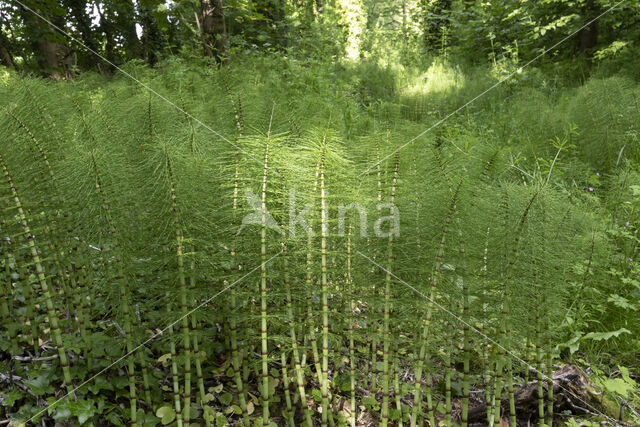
[0, 50, 639, 425]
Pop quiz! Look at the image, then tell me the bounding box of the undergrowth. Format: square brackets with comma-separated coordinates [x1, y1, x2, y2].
[0, 55, 638, 425]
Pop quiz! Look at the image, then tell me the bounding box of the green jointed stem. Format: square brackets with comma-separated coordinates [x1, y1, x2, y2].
[283, 241, 313, 426]
[190, 314, 206, 404]
[411, 182, 461, 427]
[260, 125, 271, 423]
[16, 252, 39, 353]
[393, 344, 402, 422]
[188, 263, 210, 423]
[8, 109, 91, 357]
[166, 157, 192, 426]
[0, 153, 73, 395]
[485, 346, 495, 425]
[481, 228, 492, 424]
[497, 191, 537, 426]
[376, 138, 382, 203]
[167, 299, 184, 427]
[91, 153, 137, 425]
[371, 335, 378, 391]
[1, 232, 15, 340]
[494, 193, 511, 426]
[229, 278, 248, 423]
[492, 355, 504, 426]
[230, 151, 249, 425]
[319, 143, 330, 426]
[536, 283, 545, 426]
[362, 338, 370, 387]
[306, 161, 323, 385]
[458, 212, 470, 427]
[541, 210, 554, 427]
[370, 136, 382, 395]
[445, 331, 453, 425]
[545, 302, 554, 426]
[228, 90, 249, 423]
[381, 152, 398, 427]
[443, 319, 455, 426]
[507, 358, 516, 427]
[137, 311, 153, 407]
[347, 221, 356, 427]
[281, 352, 295, 426]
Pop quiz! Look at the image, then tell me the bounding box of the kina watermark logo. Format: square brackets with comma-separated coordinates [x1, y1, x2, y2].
[237, 188, 399, 238]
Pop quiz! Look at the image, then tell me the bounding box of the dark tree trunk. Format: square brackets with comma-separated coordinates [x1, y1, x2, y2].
[0, 41, 14, 69]
[139, 4, 164, 66]
[65, 0, 98, 69]
[95, 2, 116, 68]
[115, 0, 141, 60]
[0, 11, 15, 69]
[0, 17, 14, 69]
[18, 3, 67, 79]
[577, 0, 600, 57]
[201, 0, 228, 63]
[36, 37, 63, 79]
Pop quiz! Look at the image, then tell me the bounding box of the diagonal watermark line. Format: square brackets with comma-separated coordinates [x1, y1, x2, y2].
[359, 0, 626, 176]
[27, 250, 283, 424]
[356, 249, 620, 425]
[12, 0, 267, 170]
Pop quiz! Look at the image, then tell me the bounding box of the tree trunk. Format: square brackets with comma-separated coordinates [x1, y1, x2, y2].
[0, 31, 14, 69]
[116, 0, 141, 60]
[0, 12, 14, 69]
[201, 0, 228, 63]
[139, 4, 163, 66]
[577, 0, 600, 57]
[95, 2, 116, 68]
[18, 4, 67, 79]
[37, 38, 63, 79]
[65, 0, 98, 69]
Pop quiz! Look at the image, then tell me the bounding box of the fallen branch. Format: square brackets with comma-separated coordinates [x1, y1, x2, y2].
[0, 372, 32, 395]
[12, 354, 58, 362]
[467, 365, 612, 425]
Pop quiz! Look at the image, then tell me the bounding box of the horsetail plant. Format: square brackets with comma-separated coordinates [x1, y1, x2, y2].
[319, 138, 331, 427]
[457, 207, 471, 427]
[227, 79, 250, 425]
[0, 68, 617, 427]
[283, 240, 313, 426]
[347, 220, 357, 427]
[166, 155, 192, 426]
[535, 259, 545, 426]
[188, 275, 208, 416]
[90, 152, 138, 425]
[281, 352, 295, 426]
[167, 297, 184, 427]
[498, 191, 538, 426]
[6, 108, 91, 344]
[411, 181, 461, 427]
[0, 152, 74, 395]
[259, 112, 273, 423]
[380, 152, 399, 427]
[230, 164, 250, 426]
[306, 160, 324, 384]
